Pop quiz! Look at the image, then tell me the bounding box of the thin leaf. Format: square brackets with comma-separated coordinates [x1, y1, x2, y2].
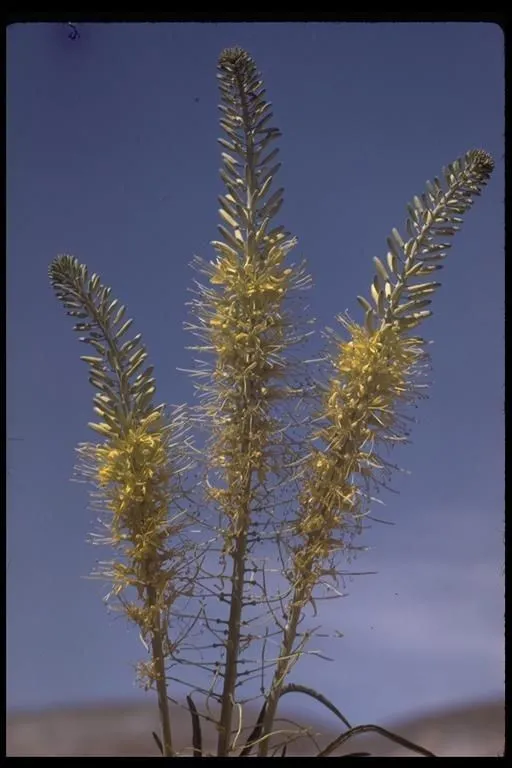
[373, 256, 390, 283]
[115, 318, 134, 340]
[357, 296, 373, 314]
[219, 207, 239, 229]
[218, 224, 244, 252]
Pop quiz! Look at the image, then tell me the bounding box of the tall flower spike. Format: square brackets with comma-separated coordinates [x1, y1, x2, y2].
[185, 48, 313, 756]
[49, 255, 196, 756]
[257, 149, 495, 756]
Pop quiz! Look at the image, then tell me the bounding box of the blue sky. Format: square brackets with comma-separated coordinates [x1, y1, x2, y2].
[7, 22, 504, 727]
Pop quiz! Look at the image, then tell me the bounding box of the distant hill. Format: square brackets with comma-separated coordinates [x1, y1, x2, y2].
[7, 698, 504, 756]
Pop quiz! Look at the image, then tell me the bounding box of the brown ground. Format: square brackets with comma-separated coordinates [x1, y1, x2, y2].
[7, 698, 504, 756]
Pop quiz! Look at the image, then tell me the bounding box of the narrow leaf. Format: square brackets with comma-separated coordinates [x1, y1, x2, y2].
[88, 421, 114, 437]
[221, 151, 241, 167]
[254, 130, 280, 153]
[106, 299, 119, 317]
[414, 263, 443, 275]
[373, 256, 389, 283]
[365, 309, 375, 333]
[259, 147, 279, 168]
[89, 274, 100, 292]
[387, 236, 401, 260]
[407, 282, 440, 295]
[211, 240, 240, 259]
[396, 312, 432, 331]
[113, 305, 126, 326]
[115, 318, 134, 340]
[218, 224, 244, 252]
[260, 187, 283, 214]
[255, 175, 273, 201]
[386, 252, 398, 274]
[357, 296, 373, 314]
[254, 112, 273, 133]
[219, 208, 239, 229]
[370, 281, 380, 308]
[259, 162, 281, 187]
[406, 218, 418, 238]
[405, 262, 424, 278]
[393, 298, 432, 317]
[218, 137, 239, 154]
[120, 335, 142, 356]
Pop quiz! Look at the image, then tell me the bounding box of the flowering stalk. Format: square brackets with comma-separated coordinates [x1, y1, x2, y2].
[49, 256, 195, 757]
[185, 47, 312, 755]
[258, 149, 495, 754]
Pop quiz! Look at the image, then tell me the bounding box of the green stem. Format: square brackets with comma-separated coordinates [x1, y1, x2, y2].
[216, 524, 250, 756]
[147, 585, 174, 757]
[258, 594, 302, 756]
